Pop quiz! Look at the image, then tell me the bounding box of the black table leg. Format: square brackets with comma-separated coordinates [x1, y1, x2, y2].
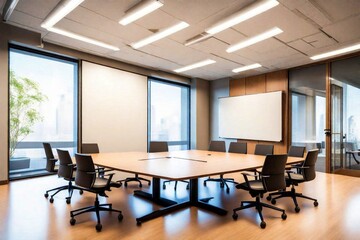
[134, 177, 177, 207]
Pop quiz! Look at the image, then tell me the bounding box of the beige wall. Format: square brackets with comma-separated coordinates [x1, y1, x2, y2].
[0, 22, 41, 182]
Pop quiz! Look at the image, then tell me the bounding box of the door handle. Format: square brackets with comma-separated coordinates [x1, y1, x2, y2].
[324, 129, 331, 136]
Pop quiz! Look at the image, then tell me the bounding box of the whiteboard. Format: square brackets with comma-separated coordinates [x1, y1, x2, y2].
[219, 91, 282, 142]
[82, 61, 147, 152]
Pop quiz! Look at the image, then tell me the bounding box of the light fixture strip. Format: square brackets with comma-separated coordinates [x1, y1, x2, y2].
[41, 0, 84, 29]
[310, 43, 360, 60]
[232, 63, 262, 73]
[131, 21, 189, 49]
[174, 59, 216, 73]
[184, 33, 212, 46]
[227, 27, 283, 53]
[205, 0, 279, 34]
[47, 27, 120, 51]
[119, 0, 164, 26]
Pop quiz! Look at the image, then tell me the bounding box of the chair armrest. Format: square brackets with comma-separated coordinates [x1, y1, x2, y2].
[241, 172, 258, 178]
[49, 158, 58, 162]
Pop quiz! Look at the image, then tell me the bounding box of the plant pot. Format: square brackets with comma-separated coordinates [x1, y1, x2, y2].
[9, 157, 30, 171]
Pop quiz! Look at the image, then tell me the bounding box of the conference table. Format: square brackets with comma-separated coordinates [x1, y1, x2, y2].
[90, 150, 304, 225]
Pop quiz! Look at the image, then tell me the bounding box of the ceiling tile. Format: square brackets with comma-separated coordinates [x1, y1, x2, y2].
[312, 0, 360, 22]
[303, 32, 337, 48]
[322, 15, 360, 43]
[287, 39, 314, 54]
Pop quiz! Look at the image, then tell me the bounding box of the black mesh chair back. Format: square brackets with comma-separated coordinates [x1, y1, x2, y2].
[149, 141, 168, 153]
[81, 143, 100, 154]
[288, 146, 306, 157]
[261, 154, 288, 192]
[75, 154, 96, 189]
[228, 142, 247, 154]
[209, 140, 226, 152]
[43, 142, 57, 172]
[254, 144, 274, 156]
[301, 149, 318, 181]
[56, 149, 74, 180]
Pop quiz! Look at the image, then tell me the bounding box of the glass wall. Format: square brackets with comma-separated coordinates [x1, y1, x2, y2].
[148, 78, 190, 151]
[289, 64, 326, 172]
[9, 46, 78, 179]
[331, 55, 360, 171]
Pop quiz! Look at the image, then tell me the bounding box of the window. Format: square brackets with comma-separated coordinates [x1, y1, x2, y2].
[9, 46, 78, 179]
[148, 78, 190, 151]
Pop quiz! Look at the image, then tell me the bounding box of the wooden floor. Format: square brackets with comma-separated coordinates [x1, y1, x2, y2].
[0, 171, 360, 240]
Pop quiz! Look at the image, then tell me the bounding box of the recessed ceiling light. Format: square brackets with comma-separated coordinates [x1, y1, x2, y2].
[131, 21, 189, 49]
[227, 27, 283, 53]
[205, 0, 279, 35]
[232, 63, 262, 73]
[41, 0, 84, 29]
[119, 0, 164, 26]
[46, 27, 120, 51]
[310, 43, 360, 60]
[174, 59, 216, 73]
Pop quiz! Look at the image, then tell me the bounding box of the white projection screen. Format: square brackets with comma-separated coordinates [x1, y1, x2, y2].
[82, 61, 147, 152]
[219, 91, 282, 142]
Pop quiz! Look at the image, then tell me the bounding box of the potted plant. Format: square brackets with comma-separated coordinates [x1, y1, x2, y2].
[9, 70, 47, 170]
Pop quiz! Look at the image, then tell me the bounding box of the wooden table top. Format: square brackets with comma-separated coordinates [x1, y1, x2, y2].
[88, 150, 304, 180]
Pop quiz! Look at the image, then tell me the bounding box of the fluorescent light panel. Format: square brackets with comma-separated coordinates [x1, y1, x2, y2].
[205, 0, 279, 34]
[174, 59, 216, 73]
[232, 63, 261, 73]
[227, 27, 283, 53]
[41, 0, 84, 28]
[131, 21, 189, 49]
[310, 43, 360, 60]
[119, 0, 164, 25]
[184, 33, 212, 46]
[47, 27, 120, 51]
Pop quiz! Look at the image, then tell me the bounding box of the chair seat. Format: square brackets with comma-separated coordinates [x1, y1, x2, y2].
[93, 177, 109, 188]
[236, 180, 264, 191]
[286, 172, 304, 181]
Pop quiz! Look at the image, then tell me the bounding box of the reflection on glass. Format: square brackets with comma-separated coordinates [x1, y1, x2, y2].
[9, 47, 78, 179]
[149, 79, 190, 150]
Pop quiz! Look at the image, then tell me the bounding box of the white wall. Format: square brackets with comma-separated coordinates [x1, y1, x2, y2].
[82, 61, 148, 152]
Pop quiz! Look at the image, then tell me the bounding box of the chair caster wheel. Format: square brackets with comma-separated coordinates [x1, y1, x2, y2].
[163, 185, 166, 190]
[79, 190, 83, 195]
[220, 183, 224, 188]
[124, 182, 127, 187]
[260, 221, 266, 229]
[66, 198, 71, 204]
[314, 201, 318, 207]
[203, 181, 207, 186]
[44, 193, 49, 198]
[118, 213, 123, 221]
[226, 188, 230, 194]
[49, 198, 54, 203]
[232, 213, 238, 220]
[295, 206, 300, 213]
[136, 220, 142, 226]
[70, 218, 76, 225]
[281, 212, 287, 220]
[139, 183, 142, 188]
[266, 195, 271, 201]
[95, 223, 102, 232]
[271, 199, 276, 205]
[186, 185, 189, 190]
[148, 182, 151, 186]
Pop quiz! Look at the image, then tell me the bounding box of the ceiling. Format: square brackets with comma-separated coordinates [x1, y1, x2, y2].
[1, 0, 360, 80]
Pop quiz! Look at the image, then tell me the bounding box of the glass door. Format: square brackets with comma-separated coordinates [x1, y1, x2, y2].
[330, 84, 344, 172]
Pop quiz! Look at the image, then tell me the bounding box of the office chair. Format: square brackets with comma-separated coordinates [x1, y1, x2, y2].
[254, 144, 274, 155]
[81, 143, 100, 154]
[287, 145, 306, 172]
[44, 149, 84, 204]
[232, 154, 288, 229]
[228, 142, 247, 154]
[70, 154, 123, 232]
[43, 142, 58, 173]
[204, 140, 234, 193]
[266, 149, 319, 213]
[81, 143, 106, 178]
[152, 141, 190, 190]
[344, 142, 360, 167]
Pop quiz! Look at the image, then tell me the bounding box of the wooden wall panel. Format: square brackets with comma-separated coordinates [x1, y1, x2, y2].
[230, 70, 289, 154]
[229, 78, 245, 96]
[245, 75, 266, 95]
